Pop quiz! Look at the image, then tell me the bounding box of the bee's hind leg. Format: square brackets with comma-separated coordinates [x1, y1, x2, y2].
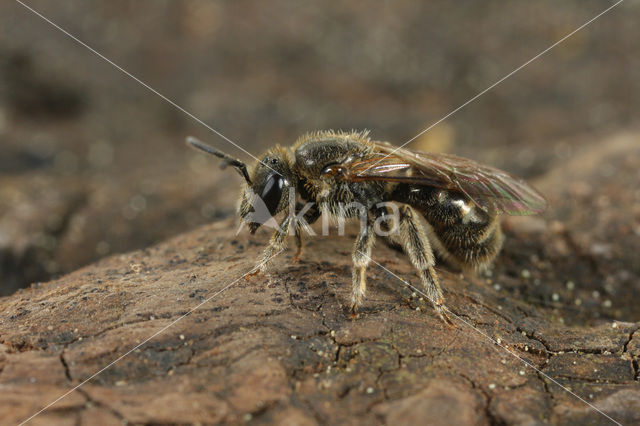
[397, 206, 454, 326]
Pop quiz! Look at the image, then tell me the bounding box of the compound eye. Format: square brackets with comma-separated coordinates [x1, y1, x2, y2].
[260, 173, 284, 215]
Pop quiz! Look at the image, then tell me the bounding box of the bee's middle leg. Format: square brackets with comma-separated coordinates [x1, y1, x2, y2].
[292, 203, 321, 263]
[398, 206, 453, 325]
[293, 223, 303, 263]
[351, 224, 376, 316]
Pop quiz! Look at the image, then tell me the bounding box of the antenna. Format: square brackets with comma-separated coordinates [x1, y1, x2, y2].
[186, 136, 252, 185]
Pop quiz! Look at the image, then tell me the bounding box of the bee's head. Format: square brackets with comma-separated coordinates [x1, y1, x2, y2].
[186, 137, 294, 234]
[239, 147, 294, 233]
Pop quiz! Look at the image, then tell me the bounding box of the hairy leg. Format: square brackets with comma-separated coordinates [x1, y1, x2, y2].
[293, 223, 303, 262]
[351, 224, 376, 316]
[246, 215, 294, 278]
[292, 202, 321, 263]
[398, 206, 453, 325]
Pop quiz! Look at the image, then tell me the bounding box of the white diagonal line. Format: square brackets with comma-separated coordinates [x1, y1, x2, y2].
[358, 0, 625, 176]
[18, 249, 284, 426]
[365, 254, 622, 426]
[12, 0, 626, 423]
[13, 2, 285, 423]
[13, 0, 276, 172]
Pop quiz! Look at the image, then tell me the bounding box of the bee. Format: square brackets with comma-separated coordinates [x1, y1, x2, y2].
[188, 130, 546, 323]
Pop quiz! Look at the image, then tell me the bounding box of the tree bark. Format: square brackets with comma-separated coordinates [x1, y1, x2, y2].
[1, 133, 639, 425]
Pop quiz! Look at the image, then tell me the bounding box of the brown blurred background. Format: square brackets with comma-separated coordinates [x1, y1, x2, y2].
[1, 0, 638, 297]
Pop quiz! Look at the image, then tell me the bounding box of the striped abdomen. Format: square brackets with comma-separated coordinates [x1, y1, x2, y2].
[391, 184, 504, 270]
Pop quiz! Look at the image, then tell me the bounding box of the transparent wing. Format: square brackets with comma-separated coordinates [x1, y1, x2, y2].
[344, 143, 547, 216]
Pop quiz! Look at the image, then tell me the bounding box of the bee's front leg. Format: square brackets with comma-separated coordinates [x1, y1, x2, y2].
[246, 215, 294, 280]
